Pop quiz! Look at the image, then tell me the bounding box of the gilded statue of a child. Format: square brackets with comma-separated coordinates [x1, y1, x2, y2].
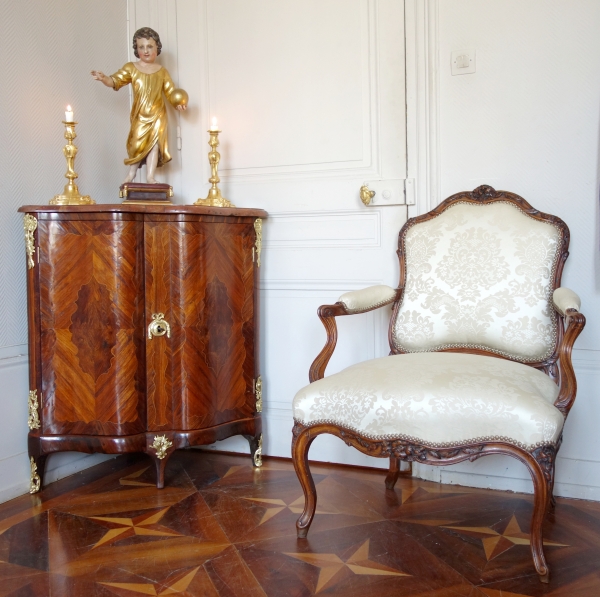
[91, 27, 188, 185]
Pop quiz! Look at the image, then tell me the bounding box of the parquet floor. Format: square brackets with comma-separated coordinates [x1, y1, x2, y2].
[0, 451, 599, 596]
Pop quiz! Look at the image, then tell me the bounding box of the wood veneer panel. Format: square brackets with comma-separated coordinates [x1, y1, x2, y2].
[38, 215, 146, 435]
[145, 217, 255, 431]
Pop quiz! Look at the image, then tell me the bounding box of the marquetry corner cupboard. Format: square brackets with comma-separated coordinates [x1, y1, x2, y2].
[19, 204, 266, 491]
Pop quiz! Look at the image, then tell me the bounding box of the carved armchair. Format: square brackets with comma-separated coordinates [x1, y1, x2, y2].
[291, 186, 585, 583]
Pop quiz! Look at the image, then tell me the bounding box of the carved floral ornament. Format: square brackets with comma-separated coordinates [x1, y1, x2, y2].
[23, 214, 37, 269]
[255, 376, 263, 413]
[29, 457, 41, 494]
[151, 435, 173, 460]
[253, 433, 263, 467]
[254, 219, 262, 267]
[28, 390, 40, 430]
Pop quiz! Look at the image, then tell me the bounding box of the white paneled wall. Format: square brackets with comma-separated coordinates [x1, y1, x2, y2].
[0, 0, 129, 502]
[178, 0, 408, 209]
[411, 0, 600, 500]
[178, 0, 409, 471]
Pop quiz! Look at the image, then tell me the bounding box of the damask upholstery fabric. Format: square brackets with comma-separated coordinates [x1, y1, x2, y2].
[391, 202, 562, 361]
[293, 353, 562, 451]
[553, 287, 581, 316]
[338, 285, 397, 313]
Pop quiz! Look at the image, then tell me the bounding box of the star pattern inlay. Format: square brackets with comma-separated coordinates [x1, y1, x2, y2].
[285, 539, 410, 593]
[91, 507, 182, 549]
[480, 588, 533, 597]
[242, 495, 340, 525]
[443, 515, 568, 560]
[398, 484, 472, 504]
[119, 467, 155, 488]
[100, 566, 201, 595]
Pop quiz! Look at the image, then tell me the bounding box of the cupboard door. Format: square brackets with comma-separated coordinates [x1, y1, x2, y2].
[39, 214, 146, 436]
[145, 216, 256, 431]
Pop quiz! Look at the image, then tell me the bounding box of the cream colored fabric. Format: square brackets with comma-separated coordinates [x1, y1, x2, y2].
[338, 285, 396, 313]
[553, 287, 581, 315]
[293, 352, 562, 450]
[391, 202, 562, 362]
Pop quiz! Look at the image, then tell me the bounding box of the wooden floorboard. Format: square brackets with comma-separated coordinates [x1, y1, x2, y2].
[0, 451, 599, 596]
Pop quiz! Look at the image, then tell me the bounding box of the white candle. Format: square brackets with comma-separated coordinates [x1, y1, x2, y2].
[210, 117, 219, 131]
[65, 105, 74, 122]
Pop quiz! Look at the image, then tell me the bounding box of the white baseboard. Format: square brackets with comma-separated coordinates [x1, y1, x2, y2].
[44, 452, 116, 485]
[413, 456, 600, 502]
[0, 451, 32, 504]
[0, 450, 115, 504]
[204, 406, 391, 471]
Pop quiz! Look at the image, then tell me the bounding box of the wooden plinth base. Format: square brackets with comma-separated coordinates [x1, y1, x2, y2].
[120, 183, 173, 204]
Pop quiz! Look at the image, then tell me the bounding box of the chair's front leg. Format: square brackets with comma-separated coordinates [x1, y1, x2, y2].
[525, 451, 551, 583]
[291, 422, 319, 538]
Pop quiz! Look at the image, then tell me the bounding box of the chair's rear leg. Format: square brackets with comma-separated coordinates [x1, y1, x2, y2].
[385, 456, 400, 489]
[385, 456, 412, 489]
[292, 423, 318, 538]
[548, 461, 557, 511]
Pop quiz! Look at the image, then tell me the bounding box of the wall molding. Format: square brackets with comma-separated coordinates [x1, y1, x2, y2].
[213, 0, 382, 180]
[405, 0, 440, 217]
[260, 279, 385, 292]
[263, 209, 381, 249]
[0, 346, 27, 364]
[571, 348, 600, 374]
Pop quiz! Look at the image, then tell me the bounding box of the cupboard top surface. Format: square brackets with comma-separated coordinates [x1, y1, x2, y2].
[18, 204, 268, 218]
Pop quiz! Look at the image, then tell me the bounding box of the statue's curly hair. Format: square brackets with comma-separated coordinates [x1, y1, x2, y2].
[132, 27, 162, 58]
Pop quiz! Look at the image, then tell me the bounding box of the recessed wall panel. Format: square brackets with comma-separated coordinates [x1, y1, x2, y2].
[207, 0, 369, 172]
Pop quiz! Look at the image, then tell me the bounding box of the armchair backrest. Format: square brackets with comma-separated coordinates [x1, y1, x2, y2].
[390, 186, 569, 364]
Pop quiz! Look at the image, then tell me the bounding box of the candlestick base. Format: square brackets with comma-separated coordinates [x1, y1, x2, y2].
[50, 182, 94, 206]
[194, 187, 235, 208]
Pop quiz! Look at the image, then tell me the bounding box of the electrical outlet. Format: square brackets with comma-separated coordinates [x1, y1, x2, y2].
[451, 49, 476, 75]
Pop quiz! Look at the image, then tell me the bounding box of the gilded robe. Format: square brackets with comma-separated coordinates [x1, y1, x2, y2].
[111, 62, 178, 167]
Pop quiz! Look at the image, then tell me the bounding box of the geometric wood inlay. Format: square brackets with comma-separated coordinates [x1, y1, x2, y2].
[2, 451, 600, 596]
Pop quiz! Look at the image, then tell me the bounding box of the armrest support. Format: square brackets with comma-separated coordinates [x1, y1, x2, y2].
[308, 285, 400, 382]
[553, 287, 581, 316]
[551, 288, 586, 415]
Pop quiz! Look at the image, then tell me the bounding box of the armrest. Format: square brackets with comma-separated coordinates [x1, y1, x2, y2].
[309, 285, 401, 382]
[552, 288, 586, 415]
[338, 285, 397, 314]
[553, 287, 581, 316]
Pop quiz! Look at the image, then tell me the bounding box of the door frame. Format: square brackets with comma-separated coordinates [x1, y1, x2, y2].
[405, 0, 440, 216]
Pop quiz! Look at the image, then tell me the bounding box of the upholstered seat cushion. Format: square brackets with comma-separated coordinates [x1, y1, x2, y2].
[293, 353, 562, 451]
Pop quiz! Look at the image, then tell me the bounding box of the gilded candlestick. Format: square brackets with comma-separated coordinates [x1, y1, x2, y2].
[194, 129, 235, 208]
[50, 121, 94, 205]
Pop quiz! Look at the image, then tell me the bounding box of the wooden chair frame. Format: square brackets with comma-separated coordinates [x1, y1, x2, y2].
[291, 186, 586, 583]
